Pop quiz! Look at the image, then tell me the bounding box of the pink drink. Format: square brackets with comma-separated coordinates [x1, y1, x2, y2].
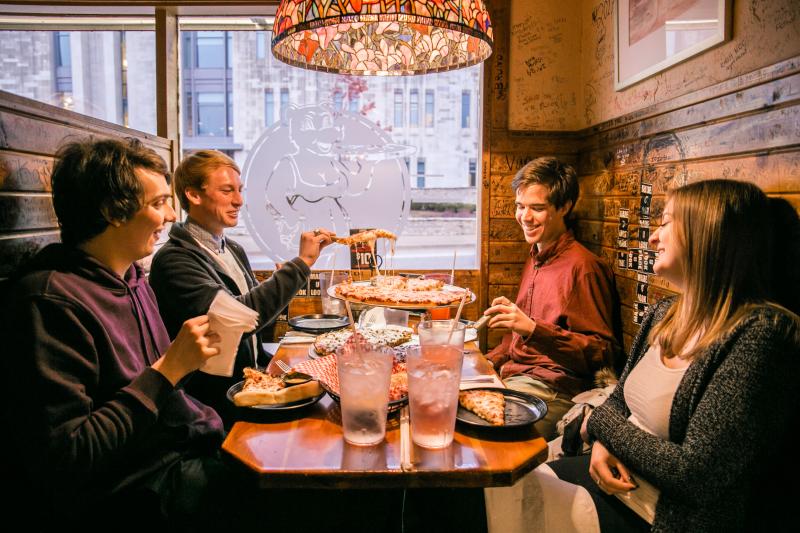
[406, 345, 464, 449]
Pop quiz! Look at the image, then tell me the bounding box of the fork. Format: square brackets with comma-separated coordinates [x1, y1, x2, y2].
[272, 359, 314, 386]
[274, 359, 293, 375]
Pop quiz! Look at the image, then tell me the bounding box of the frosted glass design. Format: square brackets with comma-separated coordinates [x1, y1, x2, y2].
[241, 103, 413, 266]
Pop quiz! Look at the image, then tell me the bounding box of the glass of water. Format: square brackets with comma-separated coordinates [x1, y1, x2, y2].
[336, 341, 394, 446]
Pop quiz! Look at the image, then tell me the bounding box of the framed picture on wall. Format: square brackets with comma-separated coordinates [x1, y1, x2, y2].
[614, 0, 732, 90]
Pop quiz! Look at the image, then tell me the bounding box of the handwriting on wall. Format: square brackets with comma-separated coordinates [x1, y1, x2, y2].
[508, 1, 581, 131]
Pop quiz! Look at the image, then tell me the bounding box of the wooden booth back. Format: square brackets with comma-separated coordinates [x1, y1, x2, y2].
[0, 90, 175, 280]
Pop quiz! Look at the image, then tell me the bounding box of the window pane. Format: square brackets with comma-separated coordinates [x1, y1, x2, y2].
[264, 89, 274, 126]
[0, 29, 156, 134]
[256, 31, 266, 59]
[280, 87, 289, 115]
[196, 31, 225, 68]
[197, 92, 225, 136]
[416, 158, 426, 188]
[425, 90, 434, 127]
[461, 90, 471, 128]
[394, 89, 404, 127]
[409, 89, 419, 126]
[55, 31, 71, 67]
[469, 158, 477, 187]
[182, 33, 193, 68]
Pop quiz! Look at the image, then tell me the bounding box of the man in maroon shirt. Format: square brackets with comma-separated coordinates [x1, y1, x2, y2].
[484, 157, 621, 440]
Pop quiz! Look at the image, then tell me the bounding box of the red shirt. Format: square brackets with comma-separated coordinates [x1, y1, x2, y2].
[487, 231, 621, 396]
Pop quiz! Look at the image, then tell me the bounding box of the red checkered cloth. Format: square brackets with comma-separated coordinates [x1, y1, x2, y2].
[294, 354, 340, 392]
[294, 355, 407, 399]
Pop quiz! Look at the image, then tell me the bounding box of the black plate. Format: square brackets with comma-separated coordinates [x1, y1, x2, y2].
[226, 381, 325, 411]
[456, 388, 548, 429]
[288, 314, 351, 334]
[320, 382, 408, 414]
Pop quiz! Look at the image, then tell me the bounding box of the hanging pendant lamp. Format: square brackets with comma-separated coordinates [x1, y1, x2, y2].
[272, 0, 493, 76]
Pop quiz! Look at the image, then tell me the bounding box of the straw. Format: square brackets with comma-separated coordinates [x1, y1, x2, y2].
[446, 290, 470, 344]
[345, 300, 357, 334]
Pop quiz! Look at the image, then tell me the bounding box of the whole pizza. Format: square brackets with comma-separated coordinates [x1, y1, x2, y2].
[334, 277, 469, 307]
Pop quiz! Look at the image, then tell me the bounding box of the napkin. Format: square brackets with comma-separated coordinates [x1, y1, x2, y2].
[201, 290, 259, 377]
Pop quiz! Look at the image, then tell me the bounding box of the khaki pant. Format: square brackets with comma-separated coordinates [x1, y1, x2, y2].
[503, 375, 574, 441]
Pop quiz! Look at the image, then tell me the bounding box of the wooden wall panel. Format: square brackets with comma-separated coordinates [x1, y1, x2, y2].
[484, 3, 800, 357]
[0, 90, 176, 280]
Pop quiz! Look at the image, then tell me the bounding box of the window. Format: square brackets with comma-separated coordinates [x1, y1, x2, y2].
[197, 92, 226, 136]
[394, 89, 404, 127]
[54, 31, 71, 67]
[1, 21, 482, 269]
[256, 31, 266, 59]
[469, 158, 477, 186]
[181, 31, 233, 145]
[196, 31, 225, 68]
[53, 31, 72, 93]
[409, 88, 419, 126]
[184, 91, 193, 133]
[425, 89, 434, 127]
[280, 87, 289, 115]
[1, 29, 156, 133]
[461, 90, 471, 128]
[264, 89, 274, 126]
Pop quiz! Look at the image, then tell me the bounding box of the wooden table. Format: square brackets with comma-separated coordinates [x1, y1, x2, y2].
[222, 340, 548, 489]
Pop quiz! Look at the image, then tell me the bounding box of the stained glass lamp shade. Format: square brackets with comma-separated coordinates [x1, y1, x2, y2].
[272, 0, 493, 75]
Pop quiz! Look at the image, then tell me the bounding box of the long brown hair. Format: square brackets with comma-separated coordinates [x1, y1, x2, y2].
[649, 179, 796, 358]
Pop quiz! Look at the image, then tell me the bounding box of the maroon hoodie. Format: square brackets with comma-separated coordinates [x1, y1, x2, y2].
[0, 244, 223, 516]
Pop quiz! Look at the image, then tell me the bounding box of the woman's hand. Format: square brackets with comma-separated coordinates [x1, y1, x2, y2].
[153, 315, 221, 386]
[484, 296, 536, 338]
[589, 441, 638, 494]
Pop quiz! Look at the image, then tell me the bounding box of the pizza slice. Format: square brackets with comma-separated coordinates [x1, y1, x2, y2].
[233, 367, 322, 407]
[458, 389, 506, 426]
[332, 228, 397, 245]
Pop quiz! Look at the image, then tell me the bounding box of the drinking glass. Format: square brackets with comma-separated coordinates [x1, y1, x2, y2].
[417, 319, 466, 348]
[336, 341, 394, 446]
[423, 273, 454, 319]
[406, 345, 464, 449]
[320, 272, 348, 315]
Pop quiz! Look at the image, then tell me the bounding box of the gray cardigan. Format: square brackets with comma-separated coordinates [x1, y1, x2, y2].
[587, 298, 799, 532]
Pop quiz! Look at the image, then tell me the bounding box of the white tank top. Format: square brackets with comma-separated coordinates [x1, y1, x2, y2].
[624, 344, 687, 439]
[615, 344, 688, 524]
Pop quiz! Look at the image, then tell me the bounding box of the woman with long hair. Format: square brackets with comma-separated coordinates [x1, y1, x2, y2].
[486, 179, 799, 532]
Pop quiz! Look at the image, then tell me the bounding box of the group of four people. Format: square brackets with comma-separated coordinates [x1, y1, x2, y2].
[1, 136, 796, 531]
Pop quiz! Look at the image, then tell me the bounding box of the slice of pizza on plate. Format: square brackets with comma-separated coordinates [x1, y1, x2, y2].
[458, 389, 506, 426]
[232, 367, 322, 407]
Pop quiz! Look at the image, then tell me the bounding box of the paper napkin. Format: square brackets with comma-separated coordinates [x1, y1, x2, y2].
[201, 290, 259, 377]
